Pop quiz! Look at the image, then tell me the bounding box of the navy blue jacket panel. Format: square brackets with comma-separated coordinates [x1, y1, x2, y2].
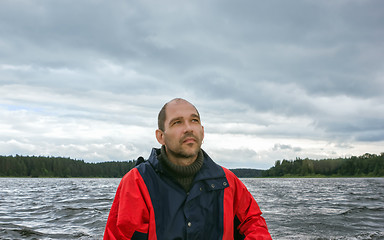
[136, 148, 228, 240]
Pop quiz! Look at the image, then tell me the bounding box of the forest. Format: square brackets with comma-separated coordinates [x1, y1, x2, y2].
[0, 155, 136, 178]
[230, 168, 263, 178]
[262, 153, 384, 177]
[1, 152, 383, 178]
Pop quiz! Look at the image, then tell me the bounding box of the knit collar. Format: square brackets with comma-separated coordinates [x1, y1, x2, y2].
[159, 145, 204, 178]
[147, 148, 226, 182]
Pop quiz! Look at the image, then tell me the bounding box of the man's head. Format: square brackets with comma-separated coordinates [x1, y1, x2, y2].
[158, 98, 200, 131]
[156, 98, 204, 164]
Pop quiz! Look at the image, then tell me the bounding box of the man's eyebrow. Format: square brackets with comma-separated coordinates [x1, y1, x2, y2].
[168, 114, 199, 125]
[168, 116, 183, 125]
[191, 113, 200, 120]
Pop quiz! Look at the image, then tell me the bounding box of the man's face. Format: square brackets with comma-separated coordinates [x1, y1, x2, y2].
[157, 100, 204, 160]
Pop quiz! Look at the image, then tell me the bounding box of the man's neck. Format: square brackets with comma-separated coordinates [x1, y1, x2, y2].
[159, 146, 204, 192]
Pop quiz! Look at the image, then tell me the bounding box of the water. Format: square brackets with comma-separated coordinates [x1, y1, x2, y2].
[0, 178, 117, 240]
[242, 178, 384, 240]
[0, 178, 383, 240]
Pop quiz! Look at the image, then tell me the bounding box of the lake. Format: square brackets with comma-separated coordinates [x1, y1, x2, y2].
[0, 177, 383, 239]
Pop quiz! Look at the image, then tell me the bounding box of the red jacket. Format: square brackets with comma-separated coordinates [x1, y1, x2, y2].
[104, 148, 271, 240]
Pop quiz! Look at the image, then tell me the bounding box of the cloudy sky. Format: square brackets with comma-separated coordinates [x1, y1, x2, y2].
[1, 0, 383, 169]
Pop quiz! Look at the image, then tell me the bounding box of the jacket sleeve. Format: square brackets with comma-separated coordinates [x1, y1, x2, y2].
[103, 168, 155, 240]
[224, 168, 272, 240]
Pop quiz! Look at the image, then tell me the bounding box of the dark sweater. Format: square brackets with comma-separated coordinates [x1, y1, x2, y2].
[159, 146, 203, 192]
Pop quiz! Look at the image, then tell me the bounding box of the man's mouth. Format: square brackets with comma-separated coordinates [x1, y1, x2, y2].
[182, 137, 196, 144]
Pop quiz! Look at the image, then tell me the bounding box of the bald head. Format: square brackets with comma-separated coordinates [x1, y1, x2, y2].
[158, 98, 200, 131]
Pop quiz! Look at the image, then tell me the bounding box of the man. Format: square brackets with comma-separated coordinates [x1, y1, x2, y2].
[104, 98, 271, 240]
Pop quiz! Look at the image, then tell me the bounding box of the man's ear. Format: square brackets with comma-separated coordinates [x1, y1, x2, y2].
[155, 129, 165, 145]
[202, 125, 204, 141]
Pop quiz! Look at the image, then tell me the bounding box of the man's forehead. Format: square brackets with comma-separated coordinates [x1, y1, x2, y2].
[166, 100, 199, 118]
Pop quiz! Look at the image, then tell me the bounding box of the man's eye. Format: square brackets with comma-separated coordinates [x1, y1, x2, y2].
[192, 119, 199, 123]
[173, 121, 181, 125]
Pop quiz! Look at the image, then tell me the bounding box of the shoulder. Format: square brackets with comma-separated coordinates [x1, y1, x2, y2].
[221, 167, 239, 181]
[119, 167, 143, 187]
[221, 167, 251, 192]
[121, 159, 157, 183]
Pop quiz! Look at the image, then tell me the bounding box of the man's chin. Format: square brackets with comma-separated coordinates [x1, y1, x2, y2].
[179, 148, 200, 159]
[166, 144, 201, 159]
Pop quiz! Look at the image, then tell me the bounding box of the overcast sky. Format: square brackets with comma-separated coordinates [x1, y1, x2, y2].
[1, 0, 383, 169]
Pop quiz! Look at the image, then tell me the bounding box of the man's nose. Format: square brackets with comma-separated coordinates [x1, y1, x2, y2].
[184, 122, 193, 133]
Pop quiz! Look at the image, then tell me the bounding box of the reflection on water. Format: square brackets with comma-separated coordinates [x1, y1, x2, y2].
[0, 178, 383, 239]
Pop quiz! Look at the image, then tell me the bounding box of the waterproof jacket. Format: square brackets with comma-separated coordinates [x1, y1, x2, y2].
[104, 148, 271, 240]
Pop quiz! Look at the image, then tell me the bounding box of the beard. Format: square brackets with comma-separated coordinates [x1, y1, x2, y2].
[166, 144, 200, 159]
[165, 133, 202, 159]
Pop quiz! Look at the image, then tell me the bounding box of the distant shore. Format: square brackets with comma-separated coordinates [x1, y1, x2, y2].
[1, 153, 383, 178]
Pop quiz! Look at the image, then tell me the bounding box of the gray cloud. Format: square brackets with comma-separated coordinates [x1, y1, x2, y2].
[273, 144, 302, 152]
[1, 0, 383, 168]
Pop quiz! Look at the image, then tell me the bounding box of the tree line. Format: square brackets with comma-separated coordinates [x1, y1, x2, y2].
[1, 153, 383, 178]
[262, 153, 384, 177]
[0, 154, 261, 178]
[230, 168, 263, 178]
[0, 155, 136, 178]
